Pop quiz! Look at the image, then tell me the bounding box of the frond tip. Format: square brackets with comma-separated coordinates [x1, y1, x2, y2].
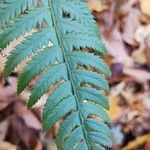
[0, 0, 112, 149]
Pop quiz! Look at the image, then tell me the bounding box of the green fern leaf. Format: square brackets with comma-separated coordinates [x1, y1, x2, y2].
[27, 63, 68, 108]
[78, 88, 109, 109]
[0, 0, 112, 149]
[63, 127, 84, 150]
[43, 81, 73, 116]
[75, 141, 88, 150]
[73, 69, 109, 91]
[43, 96, 77, 130]
[0, 0, 38, 28]
[63, 33, 106, 53]
[17, 46, 63, 94]
[56, 112, 80, 146]
[69, 51, 111, 77]
[4, 28, 55, 77]
[0, 7, 51, 49]
[85, 118, 111, 136]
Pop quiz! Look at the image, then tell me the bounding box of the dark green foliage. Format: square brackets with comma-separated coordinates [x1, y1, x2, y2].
[0, 0, 112, 149]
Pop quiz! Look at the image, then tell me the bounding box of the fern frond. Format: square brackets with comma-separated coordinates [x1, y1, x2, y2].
[4, 28, 54, 77]
[73, 69, 109, 91]
[78, 87, 109, 109]
[0, 7, 51, 49]
[63, 32, 106, 53]
[69, 51, 111, 77]
[27, 63, 68, 108]
[43, 81, 73, 115]
[17, 46, 63, 94]
[0, 0, 112, 149]
[0, 0, 38, 28]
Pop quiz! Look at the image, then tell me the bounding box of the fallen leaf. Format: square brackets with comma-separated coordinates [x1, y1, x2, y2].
[132, 49, 146, 64]
[144, 36, 150, 66]
[107, 96, 121, 119]
[0, 121, 8, 141]
[0, 141, 17, 150]
[22, 112, 42, 131]
[88, 0, 107, 12]
[123, 68, 150, 82]
[6, 115, 42, 150]
[140, 0, 150, 16]
[123, 134, 150, 150]
[103, 26, 130, 63]
[122, 8, 140, 46]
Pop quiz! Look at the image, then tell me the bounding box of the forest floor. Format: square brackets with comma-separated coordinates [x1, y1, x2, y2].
[0, 0, 150, 150]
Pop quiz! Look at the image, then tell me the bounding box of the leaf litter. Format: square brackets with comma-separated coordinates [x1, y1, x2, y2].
[0, 0, 150, 149]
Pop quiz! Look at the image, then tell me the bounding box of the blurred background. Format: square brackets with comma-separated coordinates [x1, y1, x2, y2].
[0, 0, 150, 149]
